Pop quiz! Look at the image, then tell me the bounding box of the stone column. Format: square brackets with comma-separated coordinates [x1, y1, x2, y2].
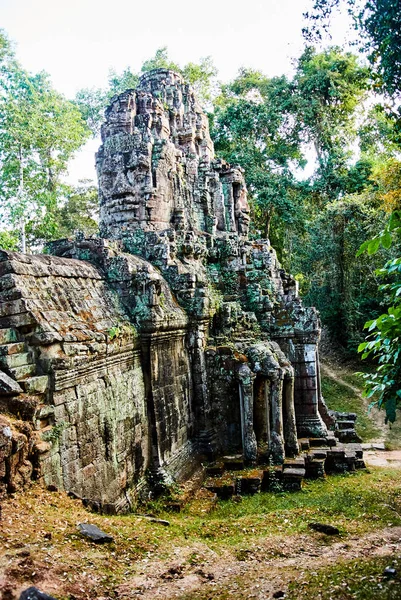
[283, 375, 299, 456]
[290, 341, 327, 438]
[188, 322, 215, 457]
[237, 364, 257, 463]
[269, 374, 285, 464]
[253, 376, 270, 461]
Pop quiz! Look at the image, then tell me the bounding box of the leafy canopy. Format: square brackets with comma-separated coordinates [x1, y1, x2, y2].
[0, 29, 90, 250]
[357, 210, 401, 423]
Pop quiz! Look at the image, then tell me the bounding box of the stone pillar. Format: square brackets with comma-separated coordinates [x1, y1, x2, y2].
[269, 374, 285, 465]
[237, 364, 257, 463]
[290, 341, 327, 438]
[253, 376, 271, 461]
[188, 322, 215, 457]
[283, 375, 299, 456]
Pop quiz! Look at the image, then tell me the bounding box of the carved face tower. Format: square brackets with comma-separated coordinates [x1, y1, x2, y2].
[97, 69, 250, 239]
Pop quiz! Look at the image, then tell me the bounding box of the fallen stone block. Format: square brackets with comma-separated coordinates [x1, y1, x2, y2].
[78, 522, 114, 543]
[308, 522, 340, 535]
[0, 370, 23, 395]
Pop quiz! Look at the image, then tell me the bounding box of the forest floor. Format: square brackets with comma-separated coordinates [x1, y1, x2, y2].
[1, 360, 401, 600]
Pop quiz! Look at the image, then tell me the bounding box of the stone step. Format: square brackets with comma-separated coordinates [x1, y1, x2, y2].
[355, 458, 366, 469]
[283, 466, 306, 477]
[235, 471, 263, 495]
[0, 342, 26, 356]
[223, 455, 244, 471]
[309, 448, 327, 460]
[337, 420, 357, 430]
[335, 429, 362, 443]
[343, 443, 363, 459]
[326, 431, 338, 447]
[0, 351, 34, 369]
[0, 328, 19, 345]
[305, 458, 326, 479]
[325, 446, 349, 473]
[206, 462, 225, 476]
[204, 476, 235, 499]
[284, 456, 305, 469]
[8, 363, 36, 381]
[283, 467, 306, 491]
[309, 437, 329, 447]
[345, 454, 356, 471]
[334, 412, 357, 422]
[298, 438, 310, 451]
[327, 446, 346, 459]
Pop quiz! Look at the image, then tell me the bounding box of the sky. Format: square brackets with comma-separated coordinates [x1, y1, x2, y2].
[0, 0, 349, 183]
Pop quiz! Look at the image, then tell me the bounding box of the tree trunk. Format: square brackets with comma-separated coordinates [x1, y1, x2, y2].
[18, 146, 26, 254]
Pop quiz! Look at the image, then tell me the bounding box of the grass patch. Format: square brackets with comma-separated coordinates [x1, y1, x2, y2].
[321, 374, 381, 441]
[154, 469, 401, 548]
[287, 555, 401, 599]
[3, 469, 401, 598]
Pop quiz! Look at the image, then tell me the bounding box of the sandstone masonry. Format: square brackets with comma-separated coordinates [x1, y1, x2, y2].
[0, 70, 363, 510]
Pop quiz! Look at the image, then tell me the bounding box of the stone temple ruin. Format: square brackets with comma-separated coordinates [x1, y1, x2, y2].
[0, 69, 363, 511]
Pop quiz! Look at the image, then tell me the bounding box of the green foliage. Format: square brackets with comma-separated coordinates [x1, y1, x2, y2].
[304, 1, 401, 98]
[294, 46, 369, 203]
[52, 181, 99, 240]
[287, 183, 388, 349]
[107, 323, 138, 341]
[0, 229, 19, 251]
[287, 554, 401, 600]
[207, 282, 224, 316]
[357, 210, 401, 422]
[211, 69, 304, 238]
[74, 87, 107, 137]
[0, 32, 90, 251]
[75, 47, 218, 135]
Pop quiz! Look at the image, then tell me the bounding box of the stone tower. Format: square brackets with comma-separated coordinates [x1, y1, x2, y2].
[97, 69, 250, 238]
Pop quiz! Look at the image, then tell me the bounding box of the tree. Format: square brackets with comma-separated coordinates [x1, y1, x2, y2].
[0, 31, 90, 251]
[295, 193, 387, 348]
[51, 181, 99, 240]
[211, 68, 304, 241]
[293, 46, 369, 203]
[304, 0, 401, 97]
[357, 210, 401, 423]
[75, 48, 218, 136]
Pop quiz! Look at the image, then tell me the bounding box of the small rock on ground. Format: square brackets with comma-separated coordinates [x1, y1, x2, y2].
[77, 523, 114, 543]
[19, 587, 57, 600]
[308, 522, 340, 535]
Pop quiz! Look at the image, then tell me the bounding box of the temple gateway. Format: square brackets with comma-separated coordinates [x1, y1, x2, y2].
[0, 70, 363, 511]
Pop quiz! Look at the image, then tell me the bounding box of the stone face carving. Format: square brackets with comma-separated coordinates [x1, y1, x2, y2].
[0, 70, 362, 510]
[97, 69, 250, 239]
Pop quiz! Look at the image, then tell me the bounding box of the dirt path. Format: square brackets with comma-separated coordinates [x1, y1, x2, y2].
[114, 526, 401, 599]
[320, 362, 400, 467]
[320, 363, 363, 398]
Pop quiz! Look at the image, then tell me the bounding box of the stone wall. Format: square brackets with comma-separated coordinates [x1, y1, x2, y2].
[0, 247, 195, 510]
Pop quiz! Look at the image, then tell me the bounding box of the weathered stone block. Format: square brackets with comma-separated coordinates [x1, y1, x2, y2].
[0, 370, 23, 395]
